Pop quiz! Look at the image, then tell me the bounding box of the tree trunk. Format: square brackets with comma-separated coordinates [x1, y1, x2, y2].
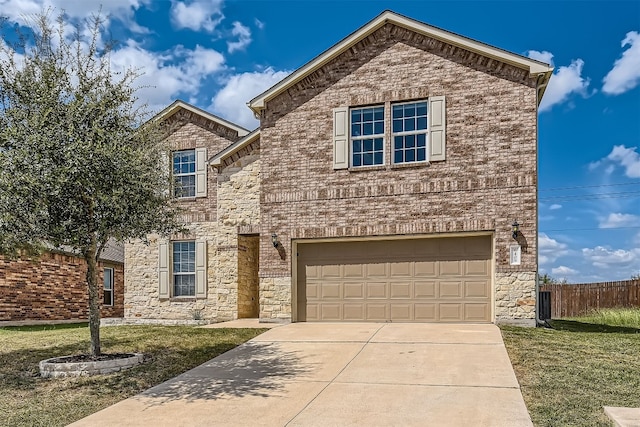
[85, 237, 101, 357]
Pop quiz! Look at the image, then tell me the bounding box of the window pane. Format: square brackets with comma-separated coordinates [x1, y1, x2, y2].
[363, 153, 373, 165]
[353, 154, 361, 167]
[392, 105, 403, 118]
[363, 139, 373, 152]
[352, 123, 361, 137]
[351, 110, 361, 122]
[417, 148, 426, 162]
[404, 118, 415, 131]
[393, 119, 402, 133]
[374, 122, 384, 135]
[353, 140, 362, 152]
[416, 103, 427, 116]
[374, 138, 383, 151]
[406, 135, 415, 148]
[417, 134, 426, 147]
[417, 117, 427, 130]
[363, 110, 373, 122]
[363, 122, 373, 135]
[374, 152, 383, 165]
[406, 150, 415, 162]
[394, 136, 403, 149]
[394, 151, 403, 163]
[374, 107, 384, 121]
[103, 290, 112, 306]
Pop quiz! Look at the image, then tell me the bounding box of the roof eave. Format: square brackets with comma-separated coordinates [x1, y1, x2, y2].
[155, 100, 251, 137]
[209, 129, 261, 166]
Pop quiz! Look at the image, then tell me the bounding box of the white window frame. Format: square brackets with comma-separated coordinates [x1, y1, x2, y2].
[172, 149, 196, 198]
[172, 240, 196, 297]
[350, 105, 385, 168]
[103, 267, 114, 306]
[391, 100, 429, 165]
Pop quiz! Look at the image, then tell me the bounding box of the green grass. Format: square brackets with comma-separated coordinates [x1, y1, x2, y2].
[566, 308, 640, 328]
[501, 314, 640, 427]
[0, 324, 266, 427]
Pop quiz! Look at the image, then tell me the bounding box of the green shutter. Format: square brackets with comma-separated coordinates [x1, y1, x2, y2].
[195, 148, 207, 197]
[333, 107, 349, 169]
[158, 241, 170, 299]
[429, 96, 446, 162]
[195, 240, 207, 298]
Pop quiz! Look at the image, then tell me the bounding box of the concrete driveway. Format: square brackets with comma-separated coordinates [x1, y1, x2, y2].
[69, 323, 532, 427]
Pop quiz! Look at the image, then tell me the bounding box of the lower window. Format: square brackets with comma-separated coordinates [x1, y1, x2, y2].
[173, 241, 196, 297]
[103, 267, 114, 306]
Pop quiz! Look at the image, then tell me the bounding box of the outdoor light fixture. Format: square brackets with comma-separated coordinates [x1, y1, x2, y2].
[512, 221, 520, 240]
[271, 233, 279, 248]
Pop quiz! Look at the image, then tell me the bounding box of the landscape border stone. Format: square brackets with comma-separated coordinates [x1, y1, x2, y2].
[39, 353, 144, 378]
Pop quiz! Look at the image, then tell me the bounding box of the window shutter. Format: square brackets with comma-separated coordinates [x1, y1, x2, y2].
[333, 107, 349, 169]
[158, 241, 170, 299]
[195, 240, 207, 298]
[195, 148, 207, 197]
[429, 96, 446, 162]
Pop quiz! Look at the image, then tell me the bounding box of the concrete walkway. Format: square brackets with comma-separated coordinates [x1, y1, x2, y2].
[69, 323, 532, 427]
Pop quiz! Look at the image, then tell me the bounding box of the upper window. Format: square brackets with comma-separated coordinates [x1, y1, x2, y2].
[173, 150, 196, 198]
[103, 267, 114, 306]
[173, 241, 196, 297]
[351, 106, 384, 167]
[392, 101, 428, 164]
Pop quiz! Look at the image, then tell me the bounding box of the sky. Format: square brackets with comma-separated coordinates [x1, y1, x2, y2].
[1, 0, 639, 283]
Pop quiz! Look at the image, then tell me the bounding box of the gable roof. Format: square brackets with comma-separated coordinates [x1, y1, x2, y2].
[156, 100, 250, 137]
[209, 128, 260, 166]
[249, 10, 554, 112]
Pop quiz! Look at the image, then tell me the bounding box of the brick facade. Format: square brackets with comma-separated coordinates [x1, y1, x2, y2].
[0, 252, 124, 322]
[257, 23, 539, 322]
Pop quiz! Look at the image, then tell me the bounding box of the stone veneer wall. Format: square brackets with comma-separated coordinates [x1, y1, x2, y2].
[123, 147, 261, 322]
[0, 252, 124, 321]
[258, 23, 538, 321]
[215, 153, 260, 321]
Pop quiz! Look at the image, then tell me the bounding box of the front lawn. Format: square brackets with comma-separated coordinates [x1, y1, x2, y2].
[501, 313, 640, 427]
[0, 324, 266, 427]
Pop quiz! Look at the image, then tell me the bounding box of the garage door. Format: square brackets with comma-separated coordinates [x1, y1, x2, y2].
[296, 236, 492, 322]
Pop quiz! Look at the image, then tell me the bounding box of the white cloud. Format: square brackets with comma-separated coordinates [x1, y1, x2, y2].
[0, 0, 151, 32]
[526, 50, 554, 66]
[254, 18, 264, 30]
[537, 57, 591, 112]
[606, 145, 640, 178]
[538, 233, 569, 265]
[170, 0, 224, 32]
[227, 21, 251, 53]
[551, 265, 578, 276]
[549, 204, 562, 210]
[599, 212, 640, 229]
[110, 41, 225, 113]
[582, 246, 639, 268]
[210, 67, 290, 129]
[603, 31, 640, 95]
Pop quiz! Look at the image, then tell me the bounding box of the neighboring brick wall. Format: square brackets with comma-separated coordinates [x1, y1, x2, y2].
[258, 24, 538, 321]
[0, 252, 124, 321]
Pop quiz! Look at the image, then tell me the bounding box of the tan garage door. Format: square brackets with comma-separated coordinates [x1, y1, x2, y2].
[296, 236, 492, 322]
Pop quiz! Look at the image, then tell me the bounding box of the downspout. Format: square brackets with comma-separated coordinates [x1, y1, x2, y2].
[535, 73, 548, 327]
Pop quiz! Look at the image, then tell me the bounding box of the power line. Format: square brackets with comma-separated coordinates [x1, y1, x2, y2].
[541, 226, 640, 232]
[540, 190, 640, 202]
[540, 181, 640, 192]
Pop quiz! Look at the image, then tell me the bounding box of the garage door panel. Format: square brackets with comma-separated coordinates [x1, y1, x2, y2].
[440, 281, 463, 298]
[390, 304, 412, 321]
[414, 303, 437, 321]
[414, 261, 436, 277]
[366, 304, 387, 321]
[344, 282, 364, 299]
[320, 283, 341, 299]
[466, 259, 490, 275]
[344, 304, 365, 320]
[415, 281, 437, 298]
[343, 263, 365, 278]
[439, 260, 462, 276]
[440, 303, 463, 321]
[298, 236, 491, 323]
[390, 282, 411, 299]
[390, 262, 411, 276]
[465, 280, 489, 298]
[320, 304, 341, 320]
[366, 282, 387, 299]
[465, 303, 489, 321]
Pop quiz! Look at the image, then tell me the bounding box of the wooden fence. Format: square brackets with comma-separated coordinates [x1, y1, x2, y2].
[541, 280, 640, 318]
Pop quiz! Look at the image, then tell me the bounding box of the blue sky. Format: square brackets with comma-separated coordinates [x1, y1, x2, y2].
[1, 0, 639, 282]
